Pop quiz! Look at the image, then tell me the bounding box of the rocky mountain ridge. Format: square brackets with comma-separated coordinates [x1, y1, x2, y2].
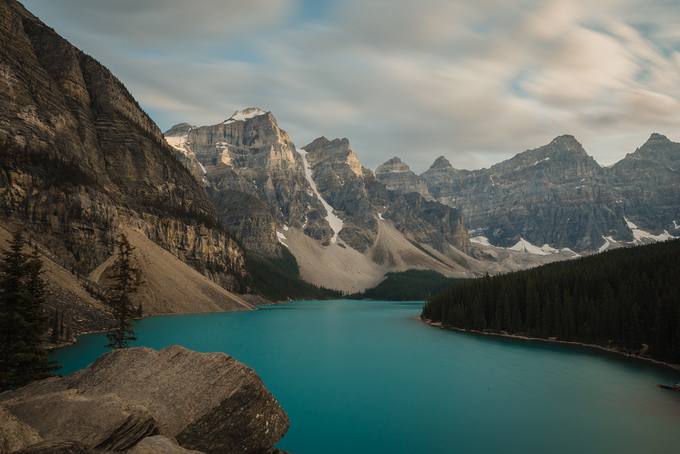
[165, 111, 479, 292]
[416, 134, 680, 252]
[0, 0, 251, 333]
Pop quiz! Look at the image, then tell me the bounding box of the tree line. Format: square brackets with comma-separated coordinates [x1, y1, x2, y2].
[0, 231, 142, 392]
[422, 240, 680, 364]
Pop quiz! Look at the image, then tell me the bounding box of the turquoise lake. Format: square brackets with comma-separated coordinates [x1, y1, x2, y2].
[52, 300, 680, 454]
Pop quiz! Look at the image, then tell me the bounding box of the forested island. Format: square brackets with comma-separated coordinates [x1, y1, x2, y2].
[422, 240, 680, 365]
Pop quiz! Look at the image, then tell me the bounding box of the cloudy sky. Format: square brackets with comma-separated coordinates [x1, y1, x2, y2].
[23, 0, 680, 171]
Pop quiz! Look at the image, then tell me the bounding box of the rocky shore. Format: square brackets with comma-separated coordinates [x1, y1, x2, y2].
[0, 346, 289, 454]
[420, 317, 680, 373]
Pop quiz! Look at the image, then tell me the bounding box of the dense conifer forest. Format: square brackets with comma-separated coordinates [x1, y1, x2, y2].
[350, 270, 456, 301]
[246, 249, 340, 301]
[422, 240, 680, 364]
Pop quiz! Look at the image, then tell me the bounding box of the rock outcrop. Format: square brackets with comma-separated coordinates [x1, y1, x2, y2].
[421, 135, 634, 251]
[127, 436, 203, 454]
[421, 134, 680, 252]
[14, 441, 93, 454]
[608, 133, 680, 234]
[302, 137, 377, 251]
[0, 346, 289, 454]
[165, 109, 333, 256]
[0, 407, 43, 454]
[0, 0, 247, 298]
[375, 157, 432, 199]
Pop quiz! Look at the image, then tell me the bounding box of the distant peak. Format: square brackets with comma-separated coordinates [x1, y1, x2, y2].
[546, 134, 588, 156]
[304, 136, 351, 152]
[429, 155, 452, 170]
[376, 157, 413, 174]
[383, 156, 404, 165]
[164, 122, 194, 137]
[646, 132, 670, 144]
[550, 134, 580, 146]
[224, 107, 269, 123]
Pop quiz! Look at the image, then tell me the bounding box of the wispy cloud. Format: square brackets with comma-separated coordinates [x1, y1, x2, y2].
[23, 0, 680, 171]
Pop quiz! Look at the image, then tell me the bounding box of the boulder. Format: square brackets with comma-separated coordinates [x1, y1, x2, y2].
[0, 391, 158, 451]
[127, 436, 203, 454]
[0, 407, 43, 454]
[14, 441, 93, 454]
[0, 346, 289, 454]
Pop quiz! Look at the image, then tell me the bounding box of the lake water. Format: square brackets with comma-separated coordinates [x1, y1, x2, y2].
[52, 300, 680, 454]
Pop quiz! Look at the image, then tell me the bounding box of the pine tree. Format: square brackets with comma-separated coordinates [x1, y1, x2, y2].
[106, 234, 142, 349]
[0, 232, 56, 391]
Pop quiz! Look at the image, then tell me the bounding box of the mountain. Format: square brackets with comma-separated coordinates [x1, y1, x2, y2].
[375, 157, 432, 199]
[609, 133, 680, 233]
[165, 116, 485, 292]
[164, 108, 332, 257]
[0, 0, 249, 331]
[420, 134, 680, 252]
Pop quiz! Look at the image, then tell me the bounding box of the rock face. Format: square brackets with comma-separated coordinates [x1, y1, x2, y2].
[0, 0, 247, 294]
[375, 157, 431, 199]
[14, 441, 93, 454]
[165, 118, 474, 290]
[165, 109, 333, 256]
[127, 436, 203, 454]
[302, 137, 377, 251]
[1, 390, 159, 451]
[420, 135, 652, 251]
[0, 407, 43, 454]
[608, 133, 680, 233]
[0, 346, 289, 454]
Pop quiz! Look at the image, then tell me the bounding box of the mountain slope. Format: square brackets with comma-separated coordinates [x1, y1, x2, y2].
[420, 134, 679, 251]
[0, 0, 247, 301]
[165, 113, 477, 292]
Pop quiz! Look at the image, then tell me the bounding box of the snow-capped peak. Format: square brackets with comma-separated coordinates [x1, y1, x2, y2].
[224, 107, 268, 123]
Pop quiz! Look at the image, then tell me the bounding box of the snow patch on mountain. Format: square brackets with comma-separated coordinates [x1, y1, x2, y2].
[674, 220, 680, 230]
[509, 238, 551, 256]
[598, 235, 619, 253]
[470, 236, 492, 246]
[299, 148, 344, 243]
[276, 231, 288, 248]
[224, 107, 268, 124]
[624, 217, 675, 244]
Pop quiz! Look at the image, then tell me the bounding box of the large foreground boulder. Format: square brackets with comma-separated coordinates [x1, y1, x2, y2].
[0, 407, 43, 454]
[126, 436, 203, 454]
[14, 441, 93, 454]
[1, 391, 158, 451]
[0, 346, 289, 453]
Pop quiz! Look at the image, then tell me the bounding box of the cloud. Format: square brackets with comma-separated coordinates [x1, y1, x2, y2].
[21, 0, 680, 171]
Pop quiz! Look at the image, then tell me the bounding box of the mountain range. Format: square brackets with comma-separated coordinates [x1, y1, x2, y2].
[1, 0, 678, 325]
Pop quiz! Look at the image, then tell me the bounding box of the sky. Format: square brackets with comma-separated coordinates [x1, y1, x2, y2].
[22, 0, 680, 172]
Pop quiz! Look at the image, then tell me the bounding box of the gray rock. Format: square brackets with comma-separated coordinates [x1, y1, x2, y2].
[0, 391, 158, 451]
[0, 407, 43, 454]
[0, 0, 247, 300]
[375, 157, 432, 199]
[0, 346, 289, 454]
[14, 441, 93, 454]
[127, 436, 203, 454]
[168, 109, 333, 253]
[421, 135, 630, 251]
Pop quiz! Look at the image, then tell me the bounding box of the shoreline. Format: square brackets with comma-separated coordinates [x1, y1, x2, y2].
[419, 317, 680, 373]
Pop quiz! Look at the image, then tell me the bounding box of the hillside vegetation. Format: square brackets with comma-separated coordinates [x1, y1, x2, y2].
[351, 270, 456, 301]
[422, 240, 680, 364]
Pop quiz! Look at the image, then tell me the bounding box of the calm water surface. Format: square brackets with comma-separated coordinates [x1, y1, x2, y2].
[52, 300, 680, 454]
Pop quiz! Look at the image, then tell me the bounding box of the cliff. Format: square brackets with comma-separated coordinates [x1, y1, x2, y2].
[0, 0, 247, 297]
